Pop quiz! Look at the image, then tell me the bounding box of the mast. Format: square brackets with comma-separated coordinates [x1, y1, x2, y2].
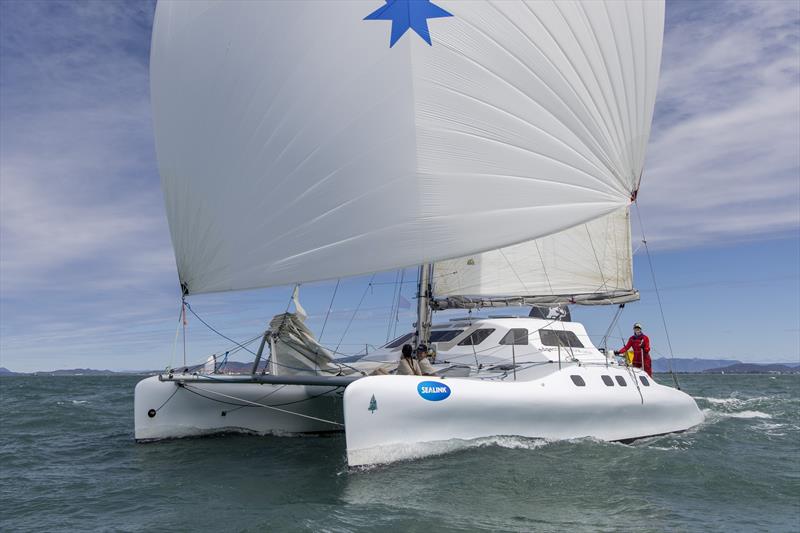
[415, 264, 433, 347]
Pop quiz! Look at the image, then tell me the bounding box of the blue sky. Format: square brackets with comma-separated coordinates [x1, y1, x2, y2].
[1, 0, 798, 372]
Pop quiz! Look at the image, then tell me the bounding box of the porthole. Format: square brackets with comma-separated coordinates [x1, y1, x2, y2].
[639, 376, 650, 386]
[570, 375, 586, 387]
[601, 375, 614, 386]
[615, 375, 627, 387]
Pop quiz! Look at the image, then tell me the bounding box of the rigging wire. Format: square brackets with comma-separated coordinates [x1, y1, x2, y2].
[634, 201, 681, 390]
[601, 304, 626, 352]
[335, 274, 377, 356]
[385, 270, 401, 343]
[391, 269, 407, 341]
[319, 279, 340, 343]
[181, 299, 187, 366]
[168, 303, 184, 371]
[181, 383, 344, 427]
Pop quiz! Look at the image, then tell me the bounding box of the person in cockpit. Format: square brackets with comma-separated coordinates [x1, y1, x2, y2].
[416, 344, 437, 376]
[396, 343, 421, 375]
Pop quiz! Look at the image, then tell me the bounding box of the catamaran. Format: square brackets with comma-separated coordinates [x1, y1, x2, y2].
[135, 0, 704, 466]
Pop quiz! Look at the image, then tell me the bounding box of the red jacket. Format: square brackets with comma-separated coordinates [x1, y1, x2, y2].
[619, 334, 652, 376]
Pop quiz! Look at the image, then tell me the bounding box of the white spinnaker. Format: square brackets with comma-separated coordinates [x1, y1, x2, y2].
[151, 0, 664, 294]
[432, 206, 633, 304]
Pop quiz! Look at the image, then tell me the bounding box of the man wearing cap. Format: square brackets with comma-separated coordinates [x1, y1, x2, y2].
[416, 344, 437, 376]
[615, 323, 652, 377]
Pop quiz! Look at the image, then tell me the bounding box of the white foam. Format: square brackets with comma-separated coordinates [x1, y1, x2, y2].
[348, 435, 551, 467]
[730, 410, 772, 419]
[697, 396, 774, 407]
[701, 397, 742, 405]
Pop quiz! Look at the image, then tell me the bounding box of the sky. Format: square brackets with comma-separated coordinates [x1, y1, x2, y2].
[0, 0, 798, 372]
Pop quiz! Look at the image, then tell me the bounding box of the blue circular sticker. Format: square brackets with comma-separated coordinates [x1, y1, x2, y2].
[417, 381, 451, 401]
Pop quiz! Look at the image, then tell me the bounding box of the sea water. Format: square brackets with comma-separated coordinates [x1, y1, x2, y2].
[1, 374, 798, 532]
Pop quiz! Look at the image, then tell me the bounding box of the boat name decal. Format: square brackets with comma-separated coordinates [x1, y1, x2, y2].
[417, 381, 451, 401]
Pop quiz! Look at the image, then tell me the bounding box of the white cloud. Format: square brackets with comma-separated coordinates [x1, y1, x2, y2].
[0, 0, 173, 293]
[639, 0, 800, 249]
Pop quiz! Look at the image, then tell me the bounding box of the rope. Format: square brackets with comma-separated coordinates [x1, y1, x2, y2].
[154, 385, 181, 413]
[184, 301, 258, 357]
[182, 384, 344, 427]
[634, 201, 681, 390]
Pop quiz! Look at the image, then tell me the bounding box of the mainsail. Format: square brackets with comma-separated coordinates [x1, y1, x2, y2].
[432, 206, 638, 309]
[150, 0, 664, 295]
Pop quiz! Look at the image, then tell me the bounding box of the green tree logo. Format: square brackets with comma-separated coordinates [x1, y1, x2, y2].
[368, 394, 377, 414]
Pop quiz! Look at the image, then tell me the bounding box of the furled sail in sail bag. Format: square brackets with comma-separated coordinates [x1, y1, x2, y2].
[150, 0, 664, 295]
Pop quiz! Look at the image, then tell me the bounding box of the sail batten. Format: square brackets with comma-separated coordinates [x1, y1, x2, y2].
[151, 0, 664, 295]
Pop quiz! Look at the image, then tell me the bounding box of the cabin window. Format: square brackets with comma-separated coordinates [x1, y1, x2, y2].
[639, 376, 650, 386]
[457, 328, 495, 345]
[539, 329, 584, 348]
[385, 332, 413, 349]
[601, 375, 614, 386]
[615, 376, 627, 387]
[570, 375, 586, 387]
[429, 330, 464, 343]
[499, 328, 529, 345]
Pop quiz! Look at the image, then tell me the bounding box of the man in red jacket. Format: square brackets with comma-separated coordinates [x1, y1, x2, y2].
[615, 323, 652, 376]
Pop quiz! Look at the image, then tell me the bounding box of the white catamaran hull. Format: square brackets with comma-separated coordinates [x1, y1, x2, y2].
[343, 369, 704, 466]
[134, 375, 344, 441]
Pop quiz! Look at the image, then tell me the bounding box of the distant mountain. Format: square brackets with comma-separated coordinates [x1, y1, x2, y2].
[36, 368, 122, 376]
[704, 363, 800, 374]
[652, 358, 741, 373]
[0, 367, 19, 376]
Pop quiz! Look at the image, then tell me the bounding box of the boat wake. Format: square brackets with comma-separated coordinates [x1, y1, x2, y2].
[347, 435, 553, 471]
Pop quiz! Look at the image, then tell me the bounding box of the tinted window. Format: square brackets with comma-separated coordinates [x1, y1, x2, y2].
[499, 328, 529, 345]
[457, 329, 495, 345]
[385, 332, 413, 349]
[429, 330, 464, 343]
[639, 376, 650, 386]
[539, 330, 584, 348]
[570, 375, 586, 386]
[615, 376, 627, 387]
[601, 375, 614, 386]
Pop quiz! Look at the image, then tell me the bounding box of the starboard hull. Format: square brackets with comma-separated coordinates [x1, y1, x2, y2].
[134, 375, 344, 441]
[343, 368, 704, 466]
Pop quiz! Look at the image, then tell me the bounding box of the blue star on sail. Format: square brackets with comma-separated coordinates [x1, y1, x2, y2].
[364, 0, 453, 48]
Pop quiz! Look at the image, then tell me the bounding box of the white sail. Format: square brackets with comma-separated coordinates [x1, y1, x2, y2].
[151, 0, 664, 295]
[432, 206, 636, 308]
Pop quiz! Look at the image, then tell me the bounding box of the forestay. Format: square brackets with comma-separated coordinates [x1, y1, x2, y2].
[432, 207, 638, 309]
[151, 0, 664, 295]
